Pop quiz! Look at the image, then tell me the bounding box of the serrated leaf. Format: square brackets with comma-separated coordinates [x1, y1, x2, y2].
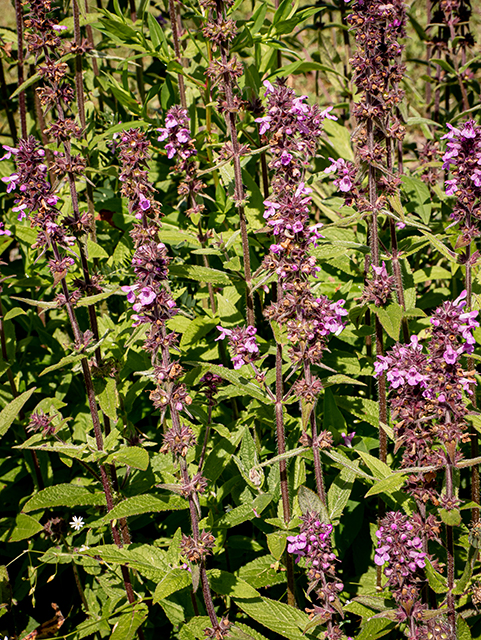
[358, 451, 391, 479]
[457, 614, 473, 640]
[266, 532, 287, 560]
[424, 559, 448, 594]
[106, 446, 149, 470]
[237, 555, 287, 589]
[196, 363, 268, 404]
[89, 494, 187, 526]
[371, 302, 403, 341]
[3, 307, 27, 321]
[9, 514, 44, 542]
[110, 603, 148, 640]
[324, 450, 375, 481]
[153, 569, 192, 602]
[365, 473, 405, 498]
[97, 377, 119, 422]
[439, 508, 461, 526]
[357, 617, 394, 640]
[39, 353, 84, 376]
[298, 485, 329, 521]
[169, 264, 231, 285]
[0, 387, 36, 439]
[86, 238, 109, 260]
[328, 467, 355, 522]
[23, 483, 106, 512]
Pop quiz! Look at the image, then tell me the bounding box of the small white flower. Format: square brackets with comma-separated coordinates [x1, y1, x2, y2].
[70, 516, 85, 531]
[78, 544, 89, 552]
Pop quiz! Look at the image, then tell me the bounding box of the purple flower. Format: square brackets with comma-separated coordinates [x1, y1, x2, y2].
[0, 222, 12, 236]
[255, 116, 271, 135]
[443, 344, 458, 365]
[0, 145, 18, 161]
[2, 174, 20, 193]
[341, 431, 355, 447]
[165, 143, 176, 159]
[280, 150, 292, 165]
[157, 128, 168, 142]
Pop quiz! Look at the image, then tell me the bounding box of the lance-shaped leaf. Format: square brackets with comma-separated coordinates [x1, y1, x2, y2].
[0, 387, 36, 439]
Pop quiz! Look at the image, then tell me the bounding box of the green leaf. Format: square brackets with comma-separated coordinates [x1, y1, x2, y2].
[89, 494, 187, 526]
[237, 555, 287, 589]
[439, 508, 462, 526]
[82, 544, 169, 580]
[401, 175, 432, 225]
[169, 264, 231, 286]
[424, 559, 448, 594]
[328, 467, 355, 522]
[110, 604, 148, 640]
[9, 514, 44, 542]
[97, 377, 119, 422]
[453, 546, 477, 595]
[147, 12, 167, 52]
[322, 118, 354, 162]
[153, 569, 192, 603]
[335, 396, 379, 429]
[365, 473, 405, 498]
[237, 595, 316, 640]
[76, 286, 120, 308]
[3, 308, 27, 321]
[266, 531, 287, 560]
[39, 353, 84, 376]
[297, 485, 329, 521]
[324, 450, 375, 481]
[106, 446, 149, 470]
[0, 388, 36, 439]
[23, 483, 106, 512]
[180, 318, 217, 350]
[86, 238, 109, 260]
[208, 569, 260, 599]
[358, 451, 391, 479]
[371, 302, 403, 341]
[357, 617, 394, 640]
[196, 363, 269, 404]
[457, 614, 473, 640]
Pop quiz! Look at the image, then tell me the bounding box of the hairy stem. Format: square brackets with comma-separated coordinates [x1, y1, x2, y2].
[273, 308, 296, 607]
[15, 0, 27, 139]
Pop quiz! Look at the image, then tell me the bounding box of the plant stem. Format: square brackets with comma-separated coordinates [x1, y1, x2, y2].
[168, 0, 187, 108]
[72, 0, 96, 241]
[465, 212, 479, 523]
[51, 241, 139, 620]
[366, 108, 388, 466]
[215, 3, 254, 325]
[129, 0, 145, 102]
[445, 453, 455, 634]
[273, 296, 296, 607]
[15, 0, 27, 139]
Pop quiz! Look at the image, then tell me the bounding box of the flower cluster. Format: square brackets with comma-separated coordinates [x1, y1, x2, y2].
[117, 128, 162, 220]
[375, 292, 478, 502]
[215, 325, 259, 370]
[287, 513, 343, 635]
[327, 0, 406, 212]
[256, 78, 335, 176]
[1, 138, 76, 265]
[180, 531, 215, 563]
[265, 281, 347, 366]
[361, 263, 395, 307]
[157, 106, 206, 219]
[442, 120, 481, 238]
[157, 107, 196, 165]
[374, 512, 448, 637]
